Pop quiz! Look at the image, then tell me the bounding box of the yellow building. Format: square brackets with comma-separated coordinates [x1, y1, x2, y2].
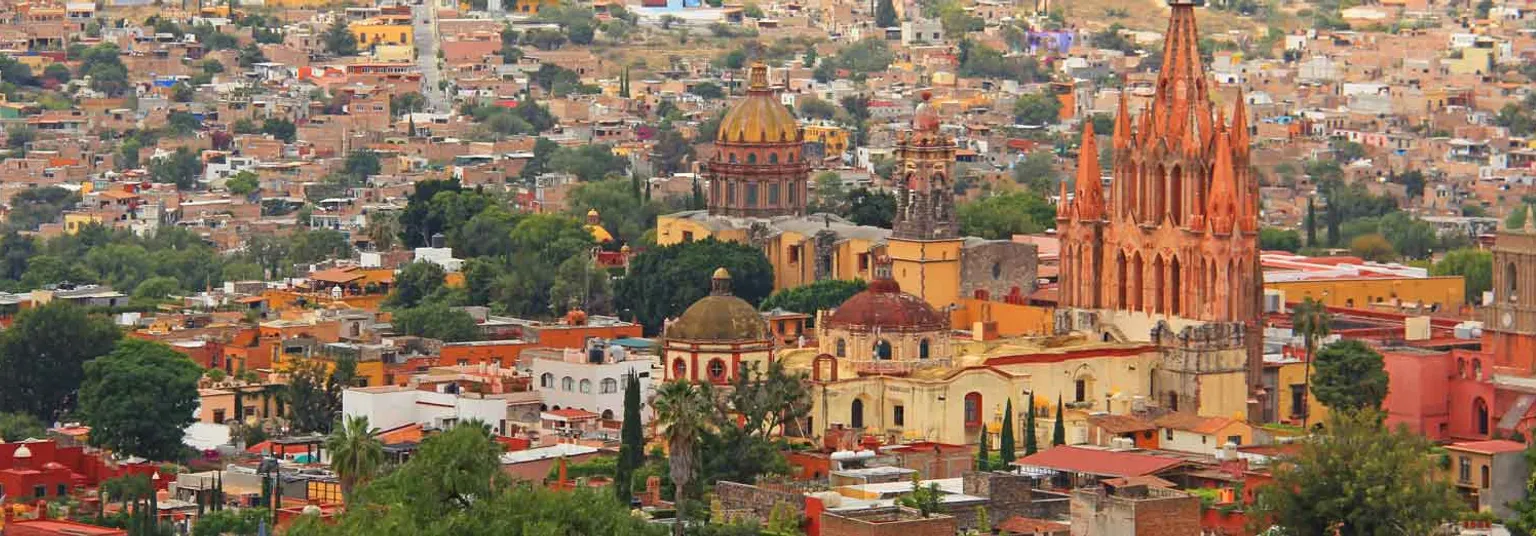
[1268, 276, 1465, 312]
[63, 212, 104, 234]
[351, 21, 413, 48]
[511, 0, 560, 14]
[802, 124, 850, 159]
[1270, 358, 1329, 429]
[372, 44, 414, 63]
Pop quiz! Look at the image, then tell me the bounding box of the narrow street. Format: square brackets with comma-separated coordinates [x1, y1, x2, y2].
[412, 1, 449, 113]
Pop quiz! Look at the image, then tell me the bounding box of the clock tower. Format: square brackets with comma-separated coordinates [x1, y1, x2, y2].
[1486, 206, 1536, 374]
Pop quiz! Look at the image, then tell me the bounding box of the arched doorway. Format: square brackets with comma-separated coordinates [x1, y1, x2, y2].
[851, 399, 865, 429]
[1474, 397, 1490, 436]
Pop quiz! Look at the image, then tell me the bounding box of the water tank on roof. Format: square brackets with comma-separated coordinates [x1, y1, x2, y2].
[608, 345, 626, 362]
[588, 346, 604, 364]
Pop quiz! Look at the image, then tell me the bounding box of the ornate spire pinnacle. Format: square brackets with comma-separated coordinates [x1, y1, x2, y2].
[1150, 0, 1210, 143]
[1182, 107, 1201, 156]
[1056, 165, 1071, 221]
[1113, 91, 1132, 150]
[1207, 125, 1238, 235]
[1075, 121, 1104, 221]
[747, 63, 769, 92]
[1230, 91, 1251, 154]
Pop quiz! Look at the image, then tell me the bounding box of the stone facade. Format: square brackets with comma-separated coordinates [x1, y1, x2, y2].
[1068, 484, 1201, 536]
[959, 240, 1040, 303]
[1054, 1, 1265, 419]
[821, 507, 957, 536]
[713, 480, 807, 522]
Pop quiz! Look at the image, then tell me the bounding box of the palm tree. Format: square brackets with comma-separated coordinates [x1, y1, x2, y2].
[325, 414, 384, 503]
[1292, 297, 1332, 430]
[650, 381, 716, 536]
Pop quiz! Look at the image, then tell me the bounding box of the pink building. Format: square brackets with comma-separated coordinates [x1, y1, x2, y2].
[1380, 347, 1494, 442]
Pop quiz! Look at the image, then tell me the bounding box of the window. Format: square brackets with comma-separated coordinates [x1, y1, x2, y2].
[34, 485, 45, 499]
[1166, 428, 1174, 440]
[213, 409, 226, 423]
[1226, 435, 1242, 446]
[964, 392, 982, 427]
[919, 339, 931, 359]
[673, 358, 687, 379]
[1290, 384, 1308, 418]
[57, 484, 66, 497]
[708, 359, 727, 381]
[768, 183, 780, 205]
[579, 379, 592, 394]
[790, 245, 801, 263]
[769, 153, 779, 164]
[562, 377, 574, 391]
[727, 183, 736, 204]
[682, 231, 694, 242]
[876, 340, 892, 360]
[1074, 379, 1087, 402]
[1474, 359, 1483, 380]
[1460, 456, 1472, 483]
[746, 184, 758, 207]
[851, 399, 865, 429]
[747, 153, 757, 164]
[835, 338, 846, 357]
[601, 378, 618, 394]
[1482, 464, 1491, 489]
[893, 405, 905, 426]
[788, 184, 797, 205]
[457, 359, 470, 366]
[541, 373, 554, 388]
[602, 409, 614, 420]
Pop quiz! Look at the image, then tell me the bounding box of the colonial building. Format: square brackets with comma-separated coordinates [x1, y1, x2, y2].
[662, 268, 775, 384]
[1054, 0, 1263, 420]
[656, 79, 1036, 311]
[1482, 207, 1536, 435]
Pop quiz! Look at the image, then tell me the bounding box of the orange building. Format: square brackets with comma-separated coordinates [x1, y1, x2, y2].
[1053, 0, 1263, 419]
[439, 339, 535, 368]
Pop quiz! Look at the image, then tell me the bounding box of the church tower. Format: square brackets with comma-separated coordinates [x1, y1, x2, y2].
[888, 92, 965, 310]
[706, 63, 810, 218]
[1056, 0, 1264, 419]
[1486, 206, 1536, 373]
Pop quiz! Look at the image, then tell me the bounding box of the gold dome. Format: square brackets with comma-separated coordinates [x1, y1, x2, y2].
[716, 63, 800, 145]
[665, 267, 769, 342]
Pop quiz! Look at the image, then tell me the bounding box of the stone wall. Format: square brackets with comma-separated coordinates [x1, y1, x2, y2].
[960, 471, 1070, 522]
[713, 481, 807, 522]
[821, 507, 957, 536]
[960, 241, 1039, 302]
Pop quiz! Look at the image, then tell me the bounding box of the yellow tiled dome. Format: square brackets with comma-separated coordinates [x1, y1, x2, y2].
[716, 63, 800, 145]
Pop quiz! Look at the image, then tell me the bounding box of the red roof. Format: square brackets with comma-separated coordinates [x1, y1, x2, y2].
[1013, 446, 1184, 477]
[997, 516, 1069, 534]
[1448, 439, 1527, 455]
[546, 408, 599, 420]
[824, 278, 946, 332]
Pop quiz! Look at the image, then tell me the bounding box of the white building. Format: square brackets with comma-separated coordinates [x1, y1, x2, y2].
[343, 385, 510, 435]
[530, 339, 654, 423]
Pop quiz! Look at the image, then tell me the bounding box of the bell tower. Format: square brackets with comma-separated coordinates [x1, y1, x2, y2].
[888, 92, 964, 310]
[1486, 206, 1536, 373]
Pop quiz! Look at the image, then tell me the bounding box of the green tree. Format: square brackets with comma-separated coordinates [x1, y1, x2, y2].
[976, 426, 991, 471]
[1250, 409, 1463, 535]
[1378, 212, 1437, 260]
[150, 146, 204, 189]
[549, 255, 613, 315]
[391, 305, 480, 342]
[0, 302, 121, 421]
[651, 381, 716, 536]
[6, 186, 80, 230]
[0, 411, 45, 441]
[1505, 444, 1536, 535]
[288, 228, 354, 264]
[958, 192, 1055, 239]
[261, 118, 297, 143]
[615, 372, 644, 504]
[875, 0, 898, 26]
[323, 18, 359, 56]
[191, 509, 266, 536]
[999, 398, 1016, 466]
[1259, 227, 1302, 252]
[389, 261, 447, 308]
[79, 339, 202, 460]
[286, 360, 333, 434]
[1292, 297, 1331, 429]
[226, 170, 260, 196]
[1305, 198, 1318, 246]
[1310, 340, 1389, 412]
[132, 276, 182, 301]
[1012, 92, 1061, 125]
[898, 473, 942, 517]
[758, 279, 867, 323]
[1023, 401, 1038, 455]
[1012, 151, 1058, 194]
[615, 238, 775, 333]
[1051, 396, 1064, 446]
[844, 188, 896, 227]
[1349, 233, 1396, 262]
[326, 414, 384, 503]
[1432, 248, 1492, 304]
[549, 144, 629, 182]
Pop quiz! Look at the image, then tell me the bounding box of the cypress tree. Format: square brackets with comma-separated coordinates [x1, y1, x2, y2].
[614, 372, 644, 504]
[1024, 400, 1038, 455]
[999, 399, 1016, 466]
[232, 386, 243, 422]
[691, 177, 705, 210]
[630, 172, 641, 199]
[976, 426, 990, 471]
[1051, 396, 1066, 446]
[1305, 198, 1318, 246]
[875, 0, 897, 28]
[1325, 202, 1341, 247]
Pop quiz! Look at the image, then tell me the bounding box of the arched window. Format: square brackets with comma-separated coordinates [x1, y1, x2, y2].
[602, 409, 614, 420]
[1458, 358, 1466, 379]
[672, 358, 687, 380]
[964, 392, 982, 427]
[919, 339, 931, 359]
[851, 399, 865, 429]
[875, 340, 893, 360]
[1508, 262, 1519, 303]
[579, 379, 592, 394]
[769, 153, 779, 164]
[540, 373, 554, 388]
[1475, 397, 1490, 436]
[601, 378, 618, 394]
[747, 153, 757, 164]
[729, 153, 738, 164]
[835, 338, 847, 357]
[707, 358, 727, 382]
[561, 377, 574, 391]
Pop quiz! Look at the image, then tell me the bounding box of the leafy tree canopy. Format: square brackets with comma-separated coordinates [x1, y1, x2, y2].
[615, 238, 774, 333]
[80, 339, 202, 460]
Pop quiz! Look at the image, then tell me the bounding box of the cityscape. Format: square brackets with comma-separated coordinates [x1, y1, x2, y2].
[0, 0, 1531, 533]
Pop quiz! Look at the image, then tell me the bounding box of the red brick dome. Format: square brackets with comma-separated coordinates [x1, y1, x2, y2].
[825, 278, 947, 332]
